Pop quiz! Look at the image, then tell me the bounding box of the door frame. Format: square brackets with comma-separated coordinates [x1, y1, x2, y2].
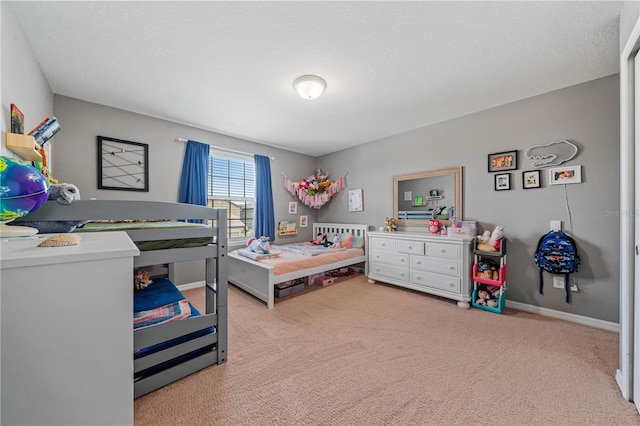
[617, 14, 640, 405]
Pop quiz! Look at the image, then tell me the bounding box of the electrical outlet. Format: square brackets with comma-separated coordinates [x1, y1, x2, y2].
[553, 275, 565, 288]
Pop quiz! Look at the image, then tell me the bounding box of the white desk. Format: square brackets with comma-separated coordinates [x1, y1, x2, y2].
[1, 231, 139, 426]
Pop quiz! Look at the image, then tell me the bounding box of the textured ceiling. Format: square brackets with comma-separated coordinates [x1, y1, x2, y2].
[9, 1, 623, 157]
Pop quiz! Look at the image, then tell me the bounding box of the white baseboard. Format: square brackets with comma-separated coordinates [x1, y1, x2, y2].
[506, 300, 620, 332]
[177, 280, 206, 291]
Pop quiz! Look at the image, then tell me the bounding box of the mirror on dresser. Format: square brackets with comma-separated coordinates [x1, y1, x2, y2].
[393, 166, 462, 227]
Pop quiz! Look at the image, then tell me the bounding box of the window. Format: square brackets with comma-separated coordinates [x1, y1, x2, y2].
[207, 154, 255, 241]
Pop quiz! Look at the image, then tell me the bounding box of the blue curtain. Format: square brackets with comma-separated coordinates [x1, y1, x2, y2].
[178, 140, 210, 216]
[254, 154, 275, 241]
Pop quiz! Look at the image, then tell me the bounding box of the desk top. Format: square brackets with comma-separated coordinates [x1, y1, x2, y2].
[0, 231, 140, 269]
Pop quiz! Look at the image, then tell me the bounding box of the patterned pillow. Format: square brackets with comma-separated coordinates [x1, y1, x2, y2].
[341, 232, 364, 248]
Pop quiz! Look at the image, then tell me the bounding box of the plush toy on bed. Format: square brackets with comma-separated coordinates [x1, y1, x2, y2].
[311, 233, 330, 247]
[247, 236, 271, 254]
[134, 268, 153, 291]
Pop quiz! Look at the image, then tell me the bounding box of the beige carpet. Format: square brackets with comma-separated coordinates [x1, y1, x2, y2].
[134, 275, 639, 425]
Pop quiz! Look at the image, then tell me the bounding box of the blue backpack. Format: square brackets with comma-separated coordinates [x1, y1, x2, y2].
[534, 230, 580, 303]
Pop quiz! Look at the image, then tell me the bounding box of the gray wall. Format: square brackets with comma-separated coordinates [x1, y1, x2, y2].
[319, 74, 620, 323]
[1, 2, 53, 158]
[52, 96, 319, 284]
[52, 96, 319, 245]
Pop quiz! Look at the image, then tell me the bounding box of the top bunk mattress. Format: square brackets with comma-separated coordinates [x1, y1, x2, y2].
[233, 243, 365, 276]
[76, 221, 213, 251]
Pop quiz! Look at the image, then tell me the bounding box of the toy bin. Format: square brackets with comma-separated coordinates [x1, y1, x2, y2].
[471, 287, 506, 314]
[472, 263, 506, 286]
[474, 237, 507, 256]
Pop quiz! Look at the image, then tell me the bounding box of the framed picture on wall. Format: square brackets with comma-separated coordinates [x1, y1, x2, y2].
[299, 215, 308, 227]
[278, 221, 298, 235]
[97, 136, 149, 192]
[348, 189, 364, 212]
[488, 150, 518, 172]
[494, 173, 511, 191]
[549, 165, 582, 185]
[288, 201, 297, 214]
[522, 170, 541, 189]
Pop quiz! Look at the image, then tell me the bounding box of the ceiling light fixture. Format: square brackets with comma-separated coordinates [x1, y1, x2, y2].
[293, 75, 327, 100]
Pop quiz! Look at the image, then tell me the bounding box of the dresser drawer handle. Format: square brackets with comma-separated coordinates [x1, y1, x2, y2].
[440, 249, 447, 253]
[448, 266, 455, 270]
[448, 282, 455, 287]
[400, 259, 405, 263]
[417, 261, 422, 265]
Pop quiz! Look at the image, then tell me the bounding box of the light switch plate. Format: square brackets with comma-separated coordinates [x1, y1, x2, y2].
[551, 220, 562, 231]
[553, 275, 565, 288]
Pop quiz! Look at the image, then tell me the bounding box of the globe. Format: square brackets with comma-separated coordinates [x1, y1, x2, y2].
[0, 156, 49, 237]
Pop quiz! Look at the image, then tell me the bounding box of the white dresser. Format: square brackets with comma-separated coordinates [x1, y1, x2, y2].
[1, 231, 139, 426]
[367, 231, 473, 308]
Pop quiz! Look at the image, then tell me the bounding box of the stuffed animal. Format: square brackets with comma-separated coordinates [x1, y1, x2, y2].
[428, 219, 440, 235]
[384, 217, 397, 232]
[48, 183, 81, 205]
[487, 226, 504, 249]
[477, 226, 504, 252]
[134, 268, 153, 291]
[476, 284, 500, 305]
[312, 233, 330, 247]
[247, 236, 271, 254]
[477, 230, 491, 244]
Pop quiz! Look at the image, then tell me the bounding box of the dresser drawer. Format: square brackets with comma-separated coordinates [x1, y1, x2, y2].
[369, 250, 409, 267]
[370, 237, 395, 252]
[369, 262, 409, 282]
[396, 240, 424, 255]
[410, 270, 461, 293]
[411, 255, 460, 276]
[425, 243, 460, 259]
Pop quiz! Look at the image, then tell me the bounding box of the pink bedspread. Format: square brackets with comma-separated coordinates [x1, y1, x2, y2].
[241, 246, 365, 276]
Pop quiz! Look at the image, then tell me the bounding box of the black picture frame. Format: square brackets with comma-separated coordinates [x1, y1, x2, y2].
[522, 170, 541, 189]
[97, 136, 149, 192]
[494, 173, 511, 191]
[488, 150, 518, 172]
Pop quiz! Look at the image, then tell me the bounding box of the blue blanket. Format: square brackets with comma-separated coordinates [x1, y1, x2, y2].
[279, 243, 339, 256]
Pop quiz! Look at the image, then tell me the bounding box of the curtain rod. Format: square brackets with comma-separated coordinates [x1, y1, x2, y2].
[175, 137, 274, 160]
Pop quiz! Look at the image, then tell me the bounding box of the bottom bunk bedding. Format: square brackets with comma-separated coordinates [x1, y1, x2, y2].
[133, 278, 215, 381]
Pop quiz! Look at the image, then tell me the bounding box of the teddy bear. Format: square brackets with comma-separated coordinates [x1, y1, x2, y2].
[247, 236, 271, 254]
[134, 268, 153, 291]
[384, 217, 397, 232]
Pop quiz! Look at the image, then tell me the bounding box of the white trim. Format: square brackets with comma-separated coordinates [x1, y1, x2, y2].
[506, 300, 619, 332]
[177, 280, 206, 291]
[619, 13, 640, 402]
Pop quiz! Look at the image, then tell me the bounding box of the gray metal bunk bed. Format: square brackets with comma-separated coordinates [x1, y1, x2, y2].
[21, 200, 228, 398]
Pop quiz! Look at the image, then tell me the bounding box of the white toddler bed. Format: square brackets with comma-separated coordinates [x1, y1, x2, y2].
[228, 223, 367, 309]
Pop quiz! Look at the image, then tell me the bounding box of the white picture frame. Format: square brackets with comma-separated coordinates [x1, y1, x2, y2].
[288, 201, 297, 214]
[348, 189, 364, 212]
[299, 215, 308, 227]
[494, 173, 511, 191]
[548, 165, 582, 185]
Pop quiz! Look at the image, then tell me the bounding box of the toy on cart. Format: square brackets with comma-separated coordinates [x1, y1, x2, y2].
[472, 226, 507, 314]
